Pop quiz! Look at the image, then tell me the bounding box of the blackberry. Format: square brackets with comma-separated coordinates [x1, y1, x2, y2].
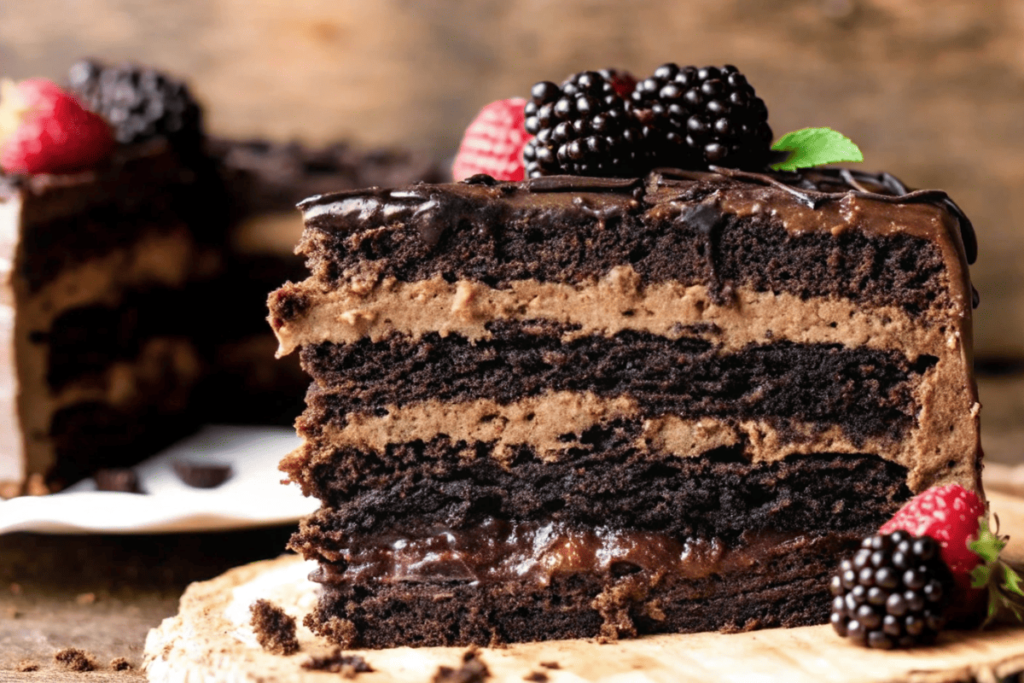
[67, 59, 203, 149]
[597, 68, 637, 99]
[523, 71, 642, 178]
[830, 531, 953, 649]
[629, 63, 772, 170]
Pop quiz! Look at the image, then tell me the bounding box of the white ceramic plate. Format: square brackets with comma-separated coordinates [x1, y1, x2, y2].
[0, 425, 318, 534]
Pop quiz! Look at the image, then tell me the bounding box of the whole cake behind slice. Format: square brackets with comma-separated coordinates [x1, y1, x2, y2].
[0, 140, 220, 494]
[198, 139, 444, 425]
[0, 61, 443, 496]
[269, 161, 981, 646]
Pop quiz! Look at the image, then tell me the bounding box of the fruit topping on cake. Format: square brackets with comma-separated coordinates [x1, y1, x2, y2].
[68, 59, 202, 151]
[451, 98, 530, 182]
[628, 63, 772, 170]
[0, 78, 114, 174]
[455, 62, 866, 182]
[523, 70, 643, 178]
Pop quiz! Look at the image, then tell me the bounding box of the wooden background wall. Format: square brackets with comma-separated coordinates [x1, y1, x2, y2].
[1, 0, 1023, 363]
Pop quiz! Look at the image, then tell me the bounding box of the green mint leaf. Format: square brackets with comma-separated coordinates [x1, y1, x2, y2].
[769, 127, 863, 172]
[972, 564, 992, 590]
[970, 518, 1005, 564]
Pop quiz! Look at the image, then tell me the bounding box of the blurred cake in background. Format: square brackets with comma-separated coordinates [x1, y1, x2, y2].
[202, 138, 443, 425]
[0, 60, 442, 497]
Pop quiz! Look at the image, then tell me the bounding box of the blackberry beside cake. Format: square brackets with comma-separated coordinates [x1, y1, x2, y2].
[0, 62, 441, 496]
[270, 157, 981, 644]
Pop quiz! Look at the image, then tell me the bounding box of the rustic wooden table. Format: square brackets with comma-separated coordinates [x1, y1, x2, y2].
[0, 526, 293, 680]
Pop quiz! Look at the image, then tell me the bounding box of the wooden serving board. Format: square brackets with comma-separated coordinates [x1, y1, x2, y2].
[143, 491, 1024, 683]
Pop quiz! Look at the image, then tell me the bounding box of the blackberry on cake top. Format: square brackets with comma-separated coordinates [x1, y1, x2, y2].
[628, 63, 772, 171]
[523, 70, 643, 178]
[520, 63, 776, 178]
[68, 59, 203, 149]
[450, 62, 861, 182]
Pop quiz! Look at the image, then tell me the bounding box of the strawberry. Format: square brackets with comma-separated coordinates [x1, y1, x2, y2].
[451, 98, 530, 183]
[880, 484, 1024, 626]
[880, 484, 986, 577]
[0, 78, 114, 175]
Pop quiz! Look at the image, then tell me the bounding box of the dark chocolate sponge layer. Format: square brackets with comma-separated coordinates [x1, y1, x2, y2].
[48, 401, 198, 488]
[296, 444, 908, 647]
[290, 433, 911, 554]
[298, 324, 936, 445]
[43, 288, 201, 391]
[290, 175, 950, 317]
[305, 531, 853, 648]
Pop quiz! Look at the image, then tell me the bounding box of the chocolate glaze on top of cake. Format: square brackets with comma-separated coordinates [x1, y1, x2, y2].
[290, 168, 973, 318]
[298, 166, 975, 263]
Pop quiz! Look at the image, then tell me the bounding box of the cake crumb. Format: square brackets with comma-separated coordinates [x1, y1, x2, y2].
[54, 648, 95, 671]
[301, 648, 372, 677]
[9, 582, 22, 595]
[76, 592, 96, 605]
[312, 614, 358, 647]
[250, 599, 299, 655]
[110, 657, 132, 671]
[524, 672, 548, 682]
[539, 661, 560, 669]
[16, 660, 39, 672]
[432, 646, 490, 683]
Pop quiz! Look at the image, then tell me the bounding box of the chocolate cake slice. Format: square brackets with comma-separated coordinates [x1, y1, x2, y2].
[268, 167, 982, 647]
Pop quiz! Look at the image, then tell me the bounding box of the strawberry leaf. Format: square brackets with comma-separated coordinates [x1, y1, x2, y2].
[1003, 565, 1024, 598]
[972, 563, 991, 590]
[987, 590, 1001, 626]
[769, 127, 863, 172]
[969, 518, 1005, 564]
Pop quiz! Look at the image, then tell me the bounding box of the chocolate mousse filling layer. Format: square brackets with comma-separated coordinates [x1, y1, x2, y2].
[298, 324, 936, 445]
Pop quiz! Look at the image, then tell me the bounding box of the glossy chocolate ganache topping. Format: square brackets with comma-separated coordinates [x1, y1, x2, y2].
[298, 165, 978, 310]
